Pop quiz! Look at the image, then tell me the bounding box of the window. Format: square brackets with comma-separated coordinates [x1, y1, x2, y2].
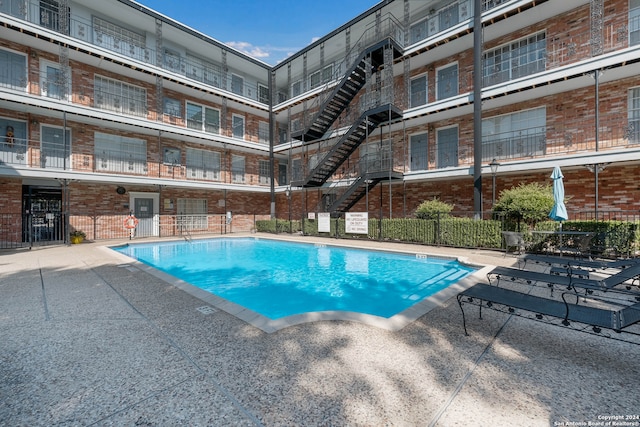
[292, 158, 303, 181]
[278, 127, 288, 144]
[204, 108, 220, 134]
[163, 98, 181, 117]
[41, 61, 70, 100]
[231, 74, 244, 96]
[309, 64, 334, 90]
[483, 32, 546, 86]
[309, 70, 322, 90]
[40, 125, 70, 170]
[436, 63, 458, 100]
[163, 147, 181, 165]
[322, 64, 334, 82]
[176, 198, 207, 230]
[631, 0, 640, 46]
[259, 160, 270, 185]
[0, 0, 26, 18]
[93, 16, 146, 60]
[0, 48, 26, 90]
[258, 84, 270, 104]
[291, 80, 302, 98]
[436, 126, 458, 168]
[439, 2, 460, 31]
[94, 75, 147, 117]
[410, 75, 427, 108]
[0, 118, 27, 165]
[278, 163, 288, 185]
[482, 107, 546, 160]
[482, 0, 510, 11]
[409, 1, 472, 44]
[186, 102, 219, 134]
[186, 148, 220, 180]
[231, 154, 245, 183]
[628, 87, 640, 143]
[232, 114, 245, 139]
[410, 133, 428, 171]
[94, 132, 147, 174]
[259, 121, 269, 143]
[40, 0, 69, 34]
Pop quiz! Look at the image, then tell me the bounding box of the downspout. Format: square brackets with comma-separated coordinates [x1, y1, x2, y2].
[473, 0, 483, 218]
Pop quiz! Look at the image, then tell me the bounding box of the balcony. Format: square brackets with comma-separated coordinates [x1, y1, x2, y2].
[0, 137, 275, 185]
[0, 0, 268, 103]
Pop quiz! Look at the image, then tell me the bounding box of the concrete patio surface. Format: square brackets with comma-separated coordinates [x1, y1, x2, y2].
[1, 234, 639, 426]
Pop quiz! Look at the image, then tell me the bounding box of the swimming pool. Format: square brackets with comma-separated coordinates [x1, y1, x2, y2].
[112, 238, 477, 322]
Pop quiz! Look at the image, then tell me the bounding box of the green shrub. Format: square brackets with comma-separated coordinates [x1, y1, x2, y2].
[415, 198, 454, 220]
[494, 182, 555, 227]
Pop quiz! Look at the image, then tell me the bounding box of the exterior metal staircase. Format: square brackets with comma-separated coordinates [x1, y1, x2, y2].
[291, 39, 402, 143]
[291, 104, 402, 188]
[290, 15, 406, 214]
[327, 170, 403, 214]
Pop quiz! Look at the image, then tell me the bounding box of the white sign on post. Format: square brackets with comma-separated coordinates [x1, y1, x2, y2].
[345, 212, 368, 234]
[318, 212, 331, 233]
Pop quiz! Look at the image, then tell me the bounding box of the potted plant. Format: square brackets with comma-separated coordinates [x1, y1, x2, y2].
[69, 230, 86, 244]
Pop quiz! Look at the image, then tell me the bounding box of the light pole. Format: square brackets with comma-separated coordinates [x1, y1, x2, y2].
[489, 158, 500, 208]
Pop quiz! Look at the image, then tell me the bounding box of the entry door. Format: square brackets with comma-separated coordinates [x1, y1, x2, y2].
[22, 186, 63, 243]
[134, 198, 154, 237]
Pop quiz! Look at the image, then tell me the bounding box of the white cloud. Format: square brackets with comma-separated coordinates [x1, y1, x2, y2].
[310, 36, 321, 44]
[226, 41, 270, 59]
[226, 41, 303, 65]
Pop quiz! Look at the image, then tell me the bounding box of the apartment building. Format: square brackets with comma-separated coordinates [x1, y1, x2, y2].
[1, 0, 639, 246]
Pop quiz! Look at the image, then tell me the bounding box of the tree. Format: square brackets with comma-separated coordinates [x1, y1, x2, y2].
[493, 182, 555, 225]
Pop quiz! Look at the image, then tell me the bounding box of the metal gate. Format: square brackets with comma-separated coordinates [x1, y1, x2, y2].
[134, 197, 155, 237]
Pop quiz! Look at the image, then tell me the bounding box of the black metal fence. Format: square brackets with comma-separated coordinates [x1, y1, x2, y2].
[0, 212, 268, 250]
[257, 210, 640, 257]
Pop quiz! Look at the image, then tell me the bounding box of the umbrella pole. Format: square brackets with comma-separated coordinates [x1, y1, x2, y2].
[559, 222, 563, 257]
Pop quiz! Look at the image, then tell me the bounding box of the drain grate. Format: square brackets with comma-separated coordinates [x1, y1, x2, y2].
[196, 306, 217, 315]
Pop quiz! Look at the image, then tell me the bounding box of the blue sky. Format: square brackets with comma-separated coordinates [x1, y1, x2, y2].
[138, 0, 380, 65]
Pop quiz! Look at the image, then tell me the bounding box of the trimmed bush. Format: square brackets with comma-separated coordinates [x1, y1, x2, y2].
[415, 198, 454, 219]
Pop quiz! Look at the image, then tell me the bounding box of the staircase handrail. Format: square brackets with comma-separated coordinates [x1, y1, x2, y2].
[313, 152, 396, 212]
[296, 13, 405, 139]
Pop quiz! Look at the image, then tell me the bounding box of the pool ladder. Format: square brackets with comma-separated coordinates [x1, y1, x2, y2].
[181, 228, 193, 243]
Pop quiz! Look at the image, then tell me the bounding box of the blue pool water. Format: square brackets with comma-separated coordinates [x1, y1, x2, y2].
[113, 238, 475, 319]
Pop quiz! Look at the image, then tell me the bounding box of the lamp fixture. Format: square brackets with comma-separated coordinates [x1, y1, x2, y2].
[489, 158, 500, 174]
[585, 163, 608, 173]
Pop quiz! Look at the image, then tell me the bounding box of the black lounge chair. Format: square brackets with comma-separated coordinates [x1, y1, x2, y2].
[518, 254, 638, 271]
[488, 263, 640, 294]
[457, 283, 640, 338]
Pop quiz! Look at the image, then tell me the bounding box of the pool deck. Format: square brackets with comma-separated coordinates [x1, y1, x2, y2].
[2, 233, 639, 426]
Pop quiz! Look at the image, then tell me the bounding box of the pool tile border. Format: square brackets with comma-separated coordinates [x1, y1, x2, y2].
[102, 236, 494, 333]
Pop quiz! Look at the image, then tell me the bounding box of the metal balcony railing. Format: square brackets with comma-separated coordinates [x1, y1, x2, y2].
[0, 67, 272, 145]
[0, 0, 268, 103]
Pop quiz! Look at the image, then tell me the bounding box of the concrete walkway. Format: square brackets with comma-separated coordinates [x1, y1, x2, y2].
[1, 234, 638, 426]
